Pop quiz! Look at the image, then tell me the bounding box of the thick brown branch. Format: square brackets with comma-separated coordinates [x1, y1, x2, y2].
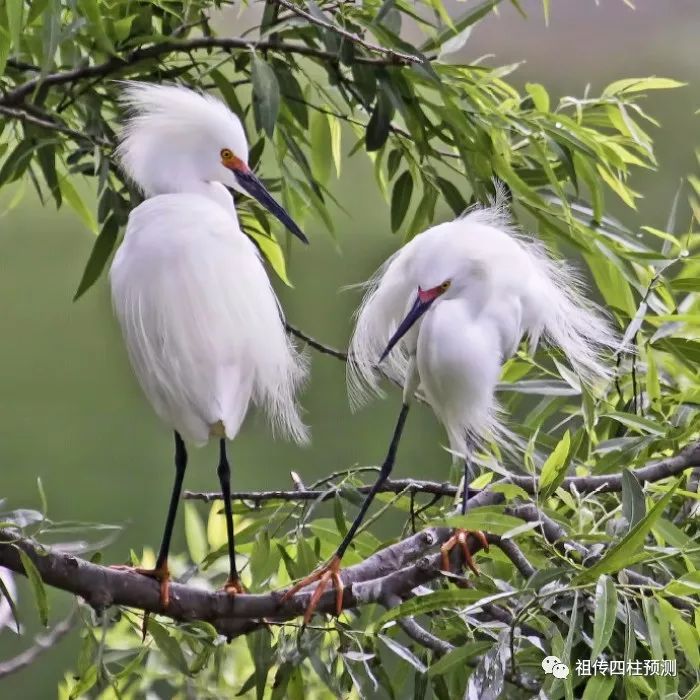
[0, 525, 487, 641]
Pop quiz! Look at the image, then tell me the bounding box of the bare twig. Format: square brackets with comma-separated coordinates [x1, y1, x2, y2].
[285, 323, 348, 361]
[184, 440, 700, 504]
[0, 608, 77, 678]
[272, 0, 421, 64]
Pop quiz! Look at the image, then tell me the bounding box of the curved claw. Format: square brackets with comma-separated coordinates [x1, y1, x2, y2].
[440, 529, 489, 577]
[223, 576, 245, 596]
[110, 562, 171, 608]
[280, 554, 344, 625]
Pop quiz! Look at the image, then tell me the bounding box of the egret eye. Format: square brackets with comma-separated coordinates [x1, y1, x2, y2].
[440, 280, 451, 291]
[220, 148, 234, 161]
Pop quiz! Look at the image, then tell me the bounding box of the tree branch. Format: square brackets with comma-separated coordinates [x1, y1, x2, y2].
[2, 34, 414, 107]
[0, 526, 486, 641]
[0, 609, 76, 678]
[272, 0, 421, 64]
[184, 439, 700, 504]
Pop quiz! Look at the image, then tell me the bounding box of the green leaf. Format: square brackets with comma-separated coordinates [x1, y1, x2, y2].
[538, 430, 571, 499]
[69, 665, 98, 699]
[438, 508, 525, 535]
[310, 111, 332, 185]
[366, 92, 393, 152]
[379, 634, 427, 673]
[581, 675, 616, 700]
[5, 0, 23, 55]
[251, 56, 280, 137]
[525, 82, 550, 112]
[600, 411, 666, 437]
[0, 572, 20, 633]
[16, 548, 48, 626]
[666, 570, 700, 596]
[621, 469, 645, 530]
[73, 216, 120, 300]
[246, 628, 273, 700]
[419, 0, 503, 52]
[149, 619, 189, 674]
[574, 480, 678, 583]
[376, 589, 514, 625]
[428, 642, 491, 676]
[391, 170, 413, 232]
[658, 598, 700, 669]
[603, 77, 685, 97]
[590, 575, 618, 659]
[60, 176, 97, 234]
[183, 502, 208, 563]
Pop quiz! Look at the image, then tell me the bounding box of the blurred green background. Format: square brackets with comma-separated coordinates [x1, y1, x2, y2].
[1, 1, 698, 696]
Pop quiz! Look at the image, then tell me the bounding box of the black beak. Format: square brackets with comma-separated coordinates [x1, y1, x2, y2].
[379, 296, 435, 363]
[234, 169, 308, 244]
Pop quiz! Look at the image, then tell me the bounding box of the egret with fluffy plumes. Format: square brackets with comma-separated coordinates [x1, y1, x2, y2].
[284, 193, 616, 622]
[110, 83, 308, 607]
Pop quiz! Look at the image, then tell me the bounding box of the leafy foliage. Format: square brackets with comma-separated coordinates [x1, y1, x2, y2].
[0, 1, 699, 698]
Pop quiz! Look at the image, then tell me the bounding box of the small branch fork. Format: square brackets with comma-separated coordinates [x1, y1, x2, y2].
[0, 444, 696, 645]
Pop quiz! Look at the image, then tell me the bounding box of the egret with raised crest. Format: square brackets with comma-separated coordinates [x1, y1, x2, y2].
[283, 191, 616, 623]
[110, 82, 309, 607]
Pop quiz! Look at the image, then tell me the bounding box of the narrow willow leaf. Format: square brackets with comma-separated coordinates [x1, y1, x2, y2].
[590, 575, 618, 659]
[251, 56, 280, 137]
[428, 642, 491, 677]
[0, 573, 20, 633]
[525, 82, 550, 112]
[621, 469, 645, 530]
[390, 170, 413, 232]
[600, 412, 666, 437]
[575, 481, 678, 583]
[658, 598, 700, 669]
[16, 548, 48, 626]
[73, 216, 120, 300]
[581, 675, 616, 700]
[60, 176, 97, 233]
[419, 0, 503, 52]
[366, 93, 392, 152]
[310, 111, 332, 185]
[5, 0, 23, 55]
[379, 634, 427, 673]
[149, 619, 189, 674]
[539, 430, 571, 499]
[183, 502, 208, 563]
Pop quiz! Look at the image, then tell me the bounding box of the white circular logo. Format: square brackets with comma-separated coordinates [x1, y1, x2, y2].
[552, 662, 570, 679]
[541, 655, 560, 674]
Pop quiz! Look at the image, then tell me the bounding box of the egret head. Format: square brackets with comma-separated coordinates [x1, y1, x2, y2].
[379, 279, 452, 362]
[118, 82, 307, 242]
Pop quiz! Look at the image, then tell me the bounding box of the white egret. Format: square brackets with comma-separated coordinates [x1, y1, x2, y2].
[284, 193, 616, 622]
[0, 567, 16, 632]
[110, 82, 309, 607]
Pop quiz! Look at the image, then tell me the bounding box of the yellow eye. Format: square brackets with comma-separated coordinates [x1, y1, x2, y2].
[440, 280, 451, 291]
[220, 148, 234, 161]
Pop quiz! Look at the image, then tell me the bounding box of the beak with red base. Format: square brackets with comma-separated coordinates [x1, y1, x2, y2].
[222, 154, 308, 244]
[379, 282, 450, 363]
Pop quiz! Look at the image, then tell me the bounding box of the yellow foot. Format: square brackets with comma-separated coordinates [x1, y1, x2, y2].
[280, 554, 344, 625]
[222, 576, 245, 596]
[440, 529, 489, 577]
[111, 562, 171, 607]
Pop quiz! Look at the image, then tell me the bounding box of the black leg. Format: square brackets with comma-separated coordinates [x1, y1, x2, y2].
[217, 439, 240, 586]
[154, 431, 188, 570]
[336, 403, 410, 559]
[461, 457, 472, 516]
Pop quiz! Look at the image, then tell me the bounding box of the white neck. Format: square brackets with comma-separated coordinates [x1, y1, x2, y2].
[184, 181, 238, 220]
